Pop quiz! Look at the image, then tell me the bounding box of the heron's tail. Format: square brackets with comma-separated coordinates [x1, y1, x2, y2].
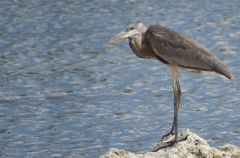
[213, 58, 233, 79]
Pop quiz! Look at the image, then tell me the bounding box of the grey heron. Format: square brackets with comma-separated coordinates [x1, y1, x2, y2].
[109, 20, 233, 151]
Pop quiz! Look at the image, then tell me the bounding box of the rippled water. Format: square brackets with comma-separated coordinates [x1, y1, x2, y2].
[0, 0, 240, 157]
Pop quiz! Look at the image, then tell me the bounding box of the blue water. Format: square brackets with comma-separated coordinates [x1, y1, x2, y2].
[0, 0, 240, 157]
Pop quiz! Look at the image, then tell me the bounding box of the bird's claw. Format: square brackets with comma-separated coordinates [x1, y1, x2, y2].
[161, 132, 175, 141]
[150, 129, 189, 152]
[150, 141, 173, 152]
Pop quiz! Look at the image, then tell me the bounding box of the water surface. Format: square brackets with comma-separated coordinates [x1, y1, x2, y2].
[0, 0, 240, 157]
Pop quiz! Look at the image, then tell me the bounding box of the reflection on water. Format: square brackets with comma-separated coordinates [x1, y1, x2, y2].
[0, 0, 239, 157]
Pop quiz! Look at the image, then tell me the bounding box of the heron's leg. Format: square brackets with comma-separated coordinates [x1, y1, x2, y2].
[150, 65, 186, 151]
[161, 65, 181, 142]
[173, 77, 181, 144]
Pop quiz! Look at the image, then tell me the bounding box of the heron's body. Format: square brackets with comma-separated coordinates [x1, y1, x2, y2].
[128, 23, 232, 79]
[110, 20, 233, 151]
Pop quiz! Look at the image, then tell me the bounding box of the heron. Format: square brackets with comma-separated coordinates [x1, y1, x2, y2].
[109, 20, 233, 151]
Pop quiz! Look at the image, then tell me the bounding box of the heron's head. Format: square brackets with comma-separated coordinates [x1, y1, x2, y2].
[109, 20, 145, 42]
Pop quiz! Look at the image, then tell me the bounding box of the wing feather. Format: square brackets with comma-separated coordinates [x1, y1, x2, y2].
[146, 25, 233, 79]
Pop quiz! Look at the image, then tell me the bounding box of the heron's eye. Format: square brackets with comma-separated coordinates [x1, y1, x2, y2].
[126, 26, 135, 32]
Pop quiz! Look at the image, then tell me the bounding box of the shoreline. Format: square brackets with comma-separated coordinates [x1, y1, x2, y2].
[100, 129, 240, 158]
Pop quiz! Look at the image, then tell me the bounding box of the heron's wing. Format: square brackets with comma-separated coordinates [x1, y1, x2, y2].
[146, 25, 214, 70]
[146, 25, 233, 79]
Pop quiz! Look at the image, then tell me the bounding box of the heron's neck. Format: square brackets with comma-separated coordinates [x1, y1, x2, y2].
[129, 27, 147, 48]
[128, 26, 156, 59]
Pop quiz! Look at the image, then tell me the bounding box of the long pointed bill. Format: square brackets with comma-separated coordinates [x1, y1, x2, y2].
[109, 29, 139, 42]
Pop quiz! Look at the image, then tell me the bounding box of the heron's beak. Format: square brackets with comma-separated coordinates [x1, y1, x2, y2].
[109, 29, 139, 42]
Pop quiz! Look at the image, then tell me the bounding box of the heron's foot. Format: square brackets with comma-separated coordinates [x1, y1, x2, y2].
[150, 130, 189, 152]
[150, 141, 175, 152]
[161, 131, 174, 141]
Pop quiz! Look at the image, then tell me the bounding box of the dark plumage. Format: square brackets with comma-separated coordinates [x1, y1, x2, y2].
[110, 20, 233, 151]
[146, 25, 233, 79]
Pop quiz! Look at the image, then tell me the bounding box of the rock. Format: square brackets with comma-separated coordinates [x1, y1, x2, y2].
[100, 129, 240, 158]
